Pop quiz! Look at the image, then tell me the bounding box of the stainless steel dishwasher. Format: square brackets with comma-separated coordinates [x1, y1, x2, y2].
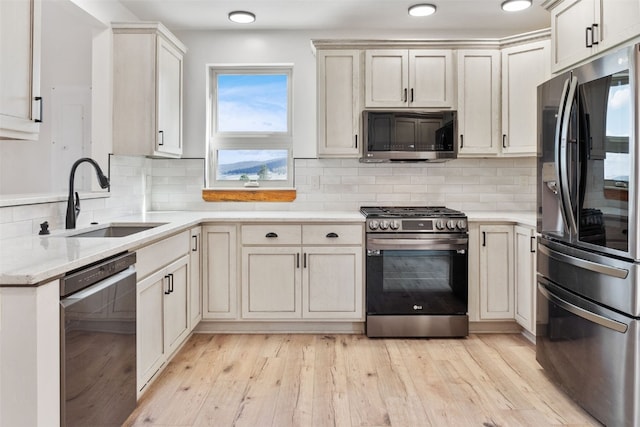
[60, 251, 137, 427]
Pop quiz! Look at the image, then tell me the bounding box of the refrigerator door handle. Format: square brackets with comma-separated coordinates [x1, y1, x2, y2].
[538, 244, 629, 279]
[538, 282, 628, 333]
[558, 76, 579, 236]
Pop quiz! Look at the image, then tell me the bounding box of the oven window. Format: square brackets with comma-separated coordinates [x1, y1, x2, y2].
[382, 251, 450, 292]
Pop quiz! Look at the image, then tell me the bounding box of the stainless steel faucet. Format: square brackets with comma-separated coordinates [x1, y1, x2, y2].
[65, 158, 110, 229]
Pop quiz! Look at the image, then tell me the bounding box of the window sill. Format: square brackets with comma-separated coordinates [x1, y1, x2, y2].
[202, 188, 297, 202]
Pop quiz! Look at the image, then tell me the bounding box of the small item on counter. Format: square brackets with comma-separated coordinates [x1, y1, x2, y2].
[38, 221, 50, 235]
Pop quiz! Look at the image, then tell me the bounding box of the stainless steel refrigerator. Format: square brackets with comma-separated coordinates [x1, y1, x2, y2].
[536, 43, 640, 426]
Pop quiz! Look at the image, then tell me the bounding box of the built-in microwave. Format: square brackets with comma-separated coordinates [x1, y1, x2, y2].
[361, 110, 457, 162]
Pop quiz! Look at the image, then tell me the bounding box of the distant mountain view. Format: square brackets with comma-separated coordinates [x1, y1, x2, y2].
[217, 157, 287, 180]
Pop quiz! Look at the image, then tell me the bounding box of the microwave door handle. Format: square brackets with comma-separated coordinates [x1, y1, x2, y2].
[558, 76, 579, 236]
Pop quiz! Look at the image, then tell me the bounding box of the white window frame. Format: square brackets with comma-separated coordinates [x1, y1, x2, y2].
[206, 64, 294, 189]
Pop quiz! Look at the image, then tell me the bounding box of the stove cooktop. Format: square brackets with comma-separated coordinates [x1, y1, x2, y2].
[361, 206, 468, 233]
[360, 206, 466, 218]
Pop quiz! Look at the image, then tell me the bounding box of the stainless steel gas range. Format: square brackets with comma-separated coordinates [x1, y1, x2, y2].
[361, 206, 469, 338]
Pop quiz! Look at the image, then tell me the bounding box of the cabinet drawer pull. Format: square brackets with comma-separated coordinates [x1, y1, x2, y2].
[530, 236, 536, 253]
[265, 232, 278, 238]
[591, 23, 599, 45]
[355, 134, 358, 149]
[164, 274, 171, 294]
[326, 232, 339, 238]
[192, 235, 198, 252]
[403, 88, 408, 102]
[482, 231, 486, 247]
[296, 253, 300, 269]
[502, 134, 507, 148]
[585, 26, 593, 48]
[460, 134, 464, 148]
[410, 88, 414, 103]
[303, 253, 307, 269]
[158, 130, 164, 146]
[34, 96, 43, 123]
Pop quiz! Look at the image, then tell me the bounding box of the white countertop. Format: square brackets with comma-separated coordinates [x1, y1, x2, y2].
[0, 210, 535, 286]
[0, 211, 365, 285]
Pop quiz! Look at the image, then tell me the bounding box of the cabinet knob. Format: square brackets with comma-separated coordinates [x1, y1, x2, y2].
[265, 232, 278, 238]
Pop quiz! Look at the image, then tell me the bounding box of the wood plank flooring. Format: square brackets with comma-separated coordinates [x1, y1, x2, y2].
[124, 333, 600, 427]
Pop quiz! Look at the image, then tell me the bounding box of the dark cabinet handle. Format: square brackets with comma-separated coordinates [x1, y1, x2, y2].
[192, 235, 198, 252]
[265, 232, 278, 238]
[34, 96, 43, 123]
[158, 130, 164, 146]
[164, 274, 171, 294]
[168, 273, 174, 293]
[591, 23, 599, 45]
[460, 134, 464, 148]
[403, 88, 408, 102]
[530, 236, 536, 253]
[355, 134, 358, 149]
[326, 232, 339, 238]
[296, 253, 300, 269]
[482, 231, 486, 247]
[585, 26, 593, 48]
[303, 253, 307, 269]
[410, 88, 414, 103]
[502, 134, 507, 148]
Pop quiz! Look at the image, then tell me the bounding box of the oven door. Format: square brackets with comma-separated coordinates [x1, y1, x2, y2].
[366, 233, 468, 315]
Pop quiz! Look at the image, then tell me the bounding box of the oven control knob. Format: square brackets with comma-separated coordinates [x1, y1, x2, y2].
[457, 220, 467, 231]
[446, 220, 456, 230]
[369, 220, 379, 230]
[389, 220, 400, 230]
[379, 220, 390, 230]
[435, 219, 445, 230]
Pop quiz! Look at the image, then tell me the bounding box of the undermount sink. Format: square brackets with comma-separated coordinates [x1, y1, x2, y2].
[64, 222, 167, 238]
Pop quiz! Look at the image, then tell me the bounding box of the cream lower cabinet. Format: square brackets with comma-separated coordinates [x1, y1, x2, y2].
[478, 224, 515, 320]
[241, 223, 363, 320]
[189, 226, 202, 329]
[203, 224, 238, 319]
[137, 255, 189, 391]
[135, 230, 191, 393]
[514, 225, 537, 335]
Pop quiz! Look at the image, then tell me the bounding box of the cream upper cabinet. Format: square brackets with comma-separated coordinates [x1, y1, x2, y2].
[364, 49, 454, 108]
[514, 225, 537, 336]
[456, 50, 501, 156]
[501, 40, 550, 156]
[112, 22, 186, 158]
[0, 0, 42, 140]
[547, 0, 640, 72]
[317, 49, 362, 158]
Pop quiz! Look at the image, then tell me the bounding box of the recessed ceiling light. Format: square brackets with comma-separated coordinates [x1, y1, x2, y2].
[501, 0, 532, 12]
[408, 4, 437, 17]
[228, 10, 256, 24]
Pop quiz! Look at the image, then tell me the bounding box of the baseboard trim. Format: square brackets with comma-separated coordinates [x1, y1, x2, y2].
[195, 320, 365, 334]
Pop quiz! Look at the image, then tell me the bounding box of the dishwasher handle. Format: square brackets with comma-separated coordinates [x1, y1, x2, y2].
[60, 266, 136, 308]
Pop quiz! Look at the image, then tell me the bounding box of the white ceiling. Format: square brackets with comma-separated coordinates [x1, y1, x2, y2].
[117, 0, 551, 37]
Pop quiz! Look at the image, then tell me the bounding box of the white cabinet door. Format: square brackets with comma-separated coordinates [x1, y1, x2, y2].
[409, 49, 455, 108]
[514, 226, 537, 335]
[203, 225, 238, 319]
[156, 35, 183, 156]
[189, 227, 202, 329]
[479, 225, 515, 320]
[317, 50, 361, 157]
[456, 50, 501, 156]
[137, 269, 166, 390]
[365, 49, 408, 107]
[501, 40, 550, 155]
[0, 0, 41, 140]
[163, 257, 189, 356]
[598, 0, 640, 52]
[365, 49, 454, 108]
[550, 0, 597, 71]
[242, 246, 301, 319]
[303, 246, 363, 319]
[137, 252, 190, 392]
[112, 23, 185, 158]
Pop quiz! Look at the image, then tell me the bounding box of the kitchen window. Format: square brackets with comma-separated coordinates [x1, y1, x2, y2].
[207, 65, 293, 188]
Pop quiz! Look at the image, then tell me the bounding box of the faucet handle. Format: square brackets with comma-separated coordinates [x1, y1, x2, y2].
[38, 221, 50, 235]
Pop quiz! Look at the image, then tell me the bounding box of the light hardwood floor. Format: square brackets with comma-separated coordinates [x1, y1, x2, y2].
[124, 333, 600, 427]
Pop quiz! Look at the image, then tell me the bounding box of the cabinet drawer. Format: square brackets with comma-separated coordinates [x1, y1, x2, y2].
[302, 224, 363, 245]
[241, 225, 301, 245]
[136, 230, 190, 279]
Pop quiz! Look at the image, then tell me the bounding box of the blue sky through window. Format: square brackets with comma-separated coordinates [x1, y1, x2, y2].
[217, 74, 288, 132]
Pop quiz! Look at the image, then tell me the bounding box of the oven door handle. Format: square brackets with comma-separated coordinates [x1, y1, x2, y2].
[367, 238, 468, 251]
